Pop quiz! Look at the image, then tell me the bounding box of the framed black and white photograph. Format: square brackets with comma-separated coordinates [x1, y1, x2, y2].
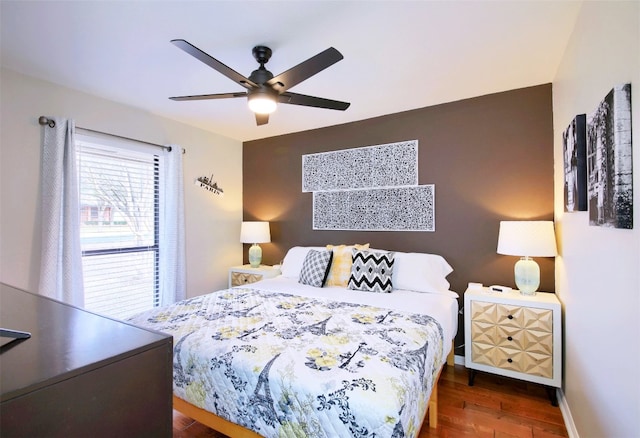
[587, 83, 633, 229]
[563, 114, 587, 212]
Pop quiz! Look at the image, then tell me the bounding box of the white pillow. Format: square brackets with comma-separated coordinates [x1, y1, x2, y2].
[281, 246, 326, 279]
[391, 252, 454, 294]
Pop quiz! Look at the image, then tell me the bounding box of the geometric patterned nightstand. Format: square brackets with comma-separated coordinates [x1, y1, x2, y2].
[464, 286, 562, 404]
[228, 264, 280, 288]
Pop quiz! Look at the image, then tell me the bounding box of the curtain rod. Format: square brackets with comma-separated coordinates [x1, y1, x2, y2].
[38, 116, 185, 154]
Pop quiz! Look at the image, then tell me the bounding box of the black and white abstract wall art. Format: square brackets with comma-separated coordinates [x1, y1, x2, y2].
[587, 83, 633, 229]
[312, 186, 435, 231]
[563, 114, 587, 212]
[302, 140, 418, 192]
[304, 139, 436, 232]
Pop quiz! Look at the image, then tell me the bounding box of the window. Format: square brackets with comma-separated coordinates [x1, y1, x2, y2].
[76, 132, 162, 319]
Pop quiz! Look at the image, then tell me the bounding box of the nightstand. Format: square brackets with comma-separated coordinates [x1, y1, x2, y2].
[228, 264, 280, 288]
[464, 286, 562, 404]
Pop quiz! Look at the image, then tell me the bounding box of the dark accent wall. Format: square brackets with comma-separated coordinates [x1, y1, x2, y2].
[243, 84, 554, 353]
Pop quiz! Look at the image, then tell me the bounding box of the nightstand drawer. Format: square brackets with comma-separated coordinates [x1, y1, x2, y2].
[470, 322, 527, 349]
[470, 301, 553, 332]
[471, 344, 553, 377]
[231, 272, 263, 286]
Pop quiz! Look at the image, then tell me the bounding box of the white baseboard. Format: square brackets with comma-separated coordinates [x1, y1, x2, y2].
[557, 388, 579, 438]
[454, 354, 465, 366]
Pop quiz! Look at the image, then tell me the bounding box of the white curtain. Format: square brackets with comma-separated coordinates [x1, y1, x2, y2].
[159, 145, 186, 305]
[39, 118, 84, 306]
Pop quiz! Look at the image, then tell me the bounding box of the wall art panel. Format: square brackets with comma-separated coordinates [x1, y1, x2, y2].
[563, 114, 587, 212]
[587, 83, 633, 229]
[302, 140, 418, 192]
[313, 185, 435, 231]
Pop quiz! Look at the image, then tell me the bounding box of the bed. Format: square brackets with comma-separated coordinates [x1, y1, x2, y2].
[128, 246, 458, 437]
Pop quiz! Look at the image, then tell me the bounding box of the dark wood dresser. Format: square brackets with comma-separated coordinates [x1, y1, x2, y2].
[0, 283, 173, 437]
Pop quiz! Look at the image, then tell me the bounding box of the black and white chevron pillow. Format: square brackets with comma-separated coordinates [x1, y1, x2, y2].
[299, 249, 333, 287]
[348, 250, 395, 293]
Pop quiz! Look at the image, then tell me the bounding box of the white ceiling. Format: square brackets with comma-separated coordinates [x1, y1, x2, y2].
[1, 1, 581, 142]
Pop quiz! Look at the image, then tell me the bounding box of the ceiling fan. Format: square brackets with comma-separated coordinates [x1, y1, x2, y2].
[169, 39, 351, 126]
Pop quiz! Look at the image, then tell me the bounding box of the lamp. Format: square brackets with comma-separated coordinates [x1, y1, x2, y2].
[247, 89, 277, 115]
[497, 221, 557, 295]
[240, 221, 271, 268]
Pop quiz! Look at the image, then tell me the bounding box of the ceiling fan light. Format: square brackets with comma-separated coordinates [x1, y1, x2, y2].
[248, 94, 277, 114]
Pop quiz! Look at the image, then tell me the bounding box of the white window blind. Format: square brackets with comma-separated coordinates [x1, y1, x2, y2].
[76, 132, 162, 319]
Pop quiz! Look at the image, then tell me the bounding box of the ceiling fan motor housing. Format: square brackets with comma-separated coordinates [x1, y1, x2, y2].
[249, 66, 274, 85]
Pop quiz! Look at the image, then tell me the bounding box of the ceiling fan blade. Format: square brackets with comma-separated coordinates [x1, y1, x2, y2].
[266, 47, 343, 92]
[169, 92, 247, 101]
[278, 92, 350, 111]
[255, 113, 269, 126]
[171, 39, 258, 90]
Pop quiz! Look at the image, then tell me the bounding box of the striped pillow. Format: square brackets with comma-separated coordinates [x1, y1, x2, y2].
[348, 250, 395, 293]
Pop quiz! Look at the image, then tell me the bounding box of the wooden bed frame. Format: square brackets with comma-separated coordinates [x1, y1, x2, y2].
[173, 342, 455, 436]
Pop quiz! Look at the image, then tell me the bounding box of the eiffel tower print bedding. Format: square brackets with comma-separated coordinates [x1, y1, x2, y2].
[128, 286, 444, 437]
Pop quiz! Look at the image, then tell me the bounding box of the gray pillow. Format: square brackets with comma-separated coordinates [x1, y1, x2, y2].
[298, 250, 333, 287]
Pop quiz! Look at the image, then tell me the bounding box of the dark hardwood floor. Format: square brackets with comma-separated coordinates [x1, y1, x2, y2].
[173, 364, 568, 438]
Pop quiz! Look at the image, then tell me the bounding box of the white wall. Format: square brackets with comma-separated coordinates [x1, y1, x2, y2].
[552, 2, 640, 436]
[0, 68, 243, 298]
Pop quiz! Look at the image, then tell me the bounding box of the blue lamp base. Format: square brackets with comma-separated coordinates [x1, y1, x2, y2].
[248, 244, 262, 268]
[514, 256, 540, 295]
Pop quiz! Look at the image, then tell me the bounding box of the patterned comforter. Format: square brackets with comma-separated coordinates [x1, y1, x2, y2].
[128, 286, 444, 437]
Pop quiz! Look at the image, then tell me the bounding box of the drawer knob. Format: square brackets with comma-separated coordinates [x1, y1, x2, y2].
[507, 358, 513, 363]
[507, 336, 513, 341]
[508, 315, 514, 320]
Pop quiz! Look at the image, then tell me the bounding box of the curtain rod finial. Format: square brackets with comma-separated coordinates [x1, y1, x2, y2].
[39, 116, 55, 128]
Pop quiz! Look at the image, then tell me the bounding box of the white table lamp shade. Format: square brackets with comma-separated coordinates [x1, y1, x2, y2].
[497, 221, 557, 295]
[240, 221, 271, 244]
[497, 221, 557, 257]
[240, 221, 270, 268]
